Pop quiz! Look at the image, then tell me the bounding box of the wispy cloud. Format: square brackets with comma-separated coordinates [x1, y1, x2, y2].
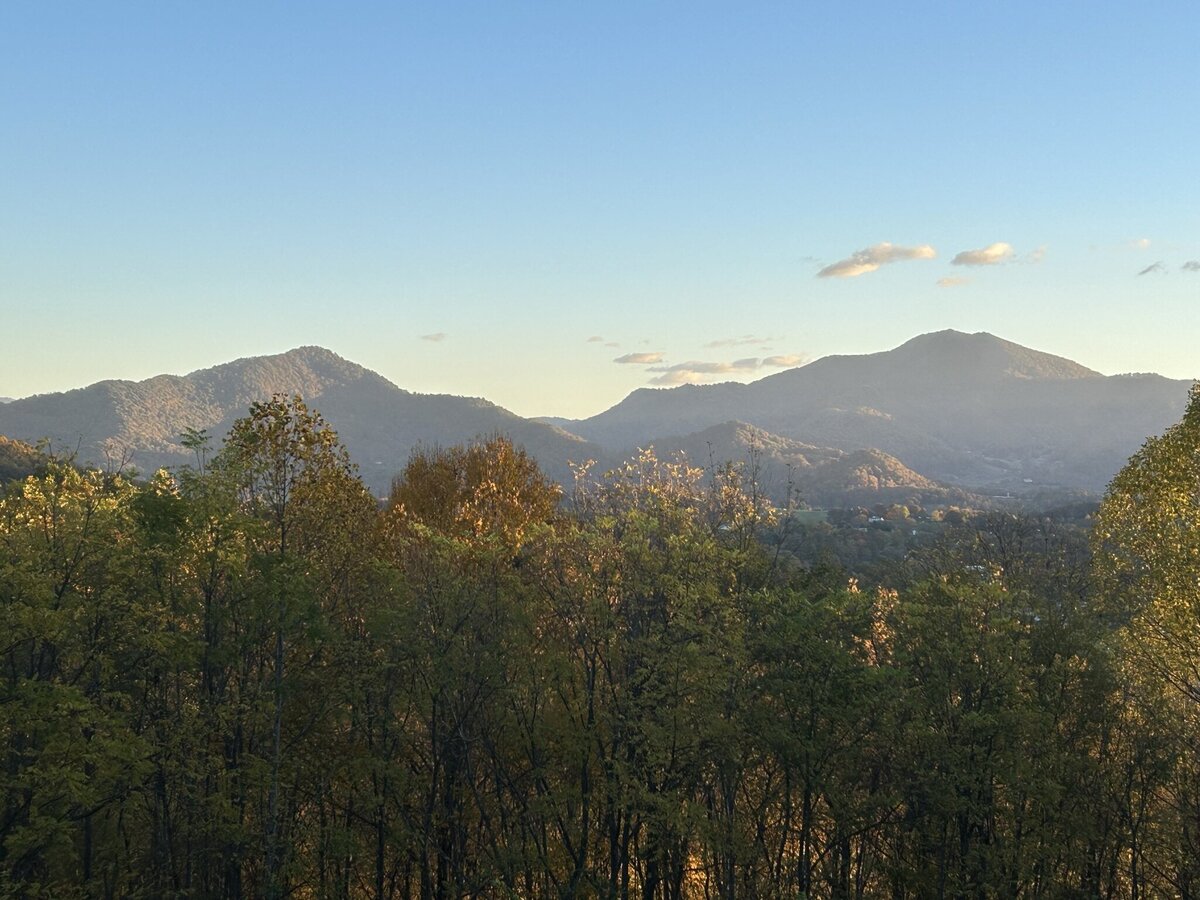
[648, 370, 707, 386]
[1028, 245, 1047, 263]
[818, 242, 936, 278]
[420, 332, 448, 342]
[649, 359, 759, 376]
[1131, 237, 1152, 249]
[705, 334, 773, 348]
[951, 242, 1015, 266]
[604, 341, 620, 348]
[586, 335, 604, 343]
[646, 355, 805, 386]
[614, 351, 665, 364]
[647, 362, 751, 386]
[1138, 261, 1167, 276]
[1182, 261, 1200, 272]
[937, 276, 970, 288]
[763, 355, 806, 367]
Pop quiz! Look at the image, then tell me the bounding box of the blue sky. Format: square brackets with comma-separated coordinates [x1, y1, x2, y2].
[2, 2, 1197, 417]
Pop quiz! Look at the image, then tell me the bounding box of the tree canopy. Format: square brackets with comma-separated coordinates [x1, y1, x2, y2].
[2, 393, 1199, 897]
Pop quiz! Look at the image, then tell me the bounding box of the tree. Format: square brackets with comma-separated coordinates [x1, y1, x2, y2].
[0, 461, 154, 895]
[215, 395, 376, 898]
[1093, 383, 1200, 894]
[389, 434, 561, 548]
[1094, 385, 1200, 690]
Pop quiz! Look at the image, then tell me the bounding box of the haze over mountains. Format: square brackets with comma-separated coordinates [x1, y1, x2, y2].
[0, 331, 1191, 499]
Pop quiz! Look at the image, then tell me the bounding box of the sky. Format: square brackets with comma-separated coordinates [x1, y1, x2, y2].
[2, 2, 1197, 418]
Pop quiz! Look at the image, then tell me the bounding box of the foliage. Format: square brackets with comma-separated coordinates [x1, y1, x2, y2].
[0, 435, 44, 484]
[0, 395, 1196, 897]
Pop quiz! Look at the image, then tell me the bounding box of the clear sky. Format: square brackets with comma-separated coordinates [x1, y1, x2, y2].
[2, 2, 1197, 418]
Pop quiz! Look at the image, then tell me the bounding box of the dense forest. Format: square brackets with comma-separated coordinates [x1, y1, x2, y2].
[2, 390, 1199, 899]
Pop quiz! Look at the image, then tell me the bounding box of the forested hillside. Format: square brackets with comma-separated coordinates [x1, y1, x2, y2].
[0, 347, 601, 494]
[2, 391, 1199, 898]
[0, 435, 42, 483]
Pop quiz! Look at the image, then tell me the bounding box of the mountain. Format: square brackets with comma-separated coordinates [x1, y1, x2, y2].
[640, 421, 974, 507]
[566, 331, 1192, 492]
[0, 347, 605, 495]
[3, 332, 1189, 500]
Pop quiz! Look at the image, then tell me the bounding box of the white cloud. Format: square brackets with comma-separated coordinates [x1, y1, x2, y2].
[648, 359, 758, 375]
[763, 355, 806, 367]
[1131, 237, 1152, 249]
[1028, 245, 1047, 263]
[951, 242, 1015, 267]
[646, 359, 755, 385]
[614, 351, 665, 364]
[586, 335, 604, 343]
[817, 242, 936, 278]
[705, 334, 773, 348]
[649, 369, 708, 386]
[420, 332, 447, 342]
[937, 276, 970, 288]
[1182, 261, 1200, 272]
[646, 355, 804, 385]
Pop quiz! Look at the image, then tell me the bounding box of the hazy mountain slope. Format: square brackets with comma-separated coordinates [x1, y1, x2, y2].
[570, 331, 1192, 491]
[637, 421, 974, 507]
[0, 347, 605, 494]
[4, 332, 1189, 499]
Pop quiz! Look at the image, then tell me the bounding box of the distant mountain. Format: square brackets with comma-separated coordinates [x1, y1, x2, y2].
[0, 347, 605, 495]
[642, 421, 975, 507]
[0, 397, 14, 404]
[565, 331, 1192, 492]
[3, 333, 1189, 500]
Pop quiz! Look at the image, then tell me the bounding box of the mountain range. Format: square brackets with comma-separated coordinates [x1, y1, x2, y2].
[0, 348, 600, 495]
[560, 331, 1191, 492]
[0, 331, 1191, 500]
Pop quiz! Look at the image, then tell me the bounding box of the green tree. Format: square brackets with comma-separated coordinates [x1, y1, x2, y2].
[1093, 383, 1200, 894]
[215, 395, 376, 898]
[0, 462, 155, 896]
[1094, 384, 1200, 701]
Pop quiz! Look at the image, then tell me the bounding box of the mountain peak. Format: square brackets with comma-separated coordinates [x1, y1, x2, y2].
[277, 345, 349, 364]
[0, 346, 602, 495]
[217, 345, 372, 379]
[891, 330, 1100, 380]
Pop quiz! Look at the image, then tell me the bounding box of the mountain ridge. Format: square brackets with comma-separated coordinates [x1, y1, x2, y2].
[0, 346, 604, 494]
[0, 331, 1191, 497]
[564, 330, 1192, 491]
